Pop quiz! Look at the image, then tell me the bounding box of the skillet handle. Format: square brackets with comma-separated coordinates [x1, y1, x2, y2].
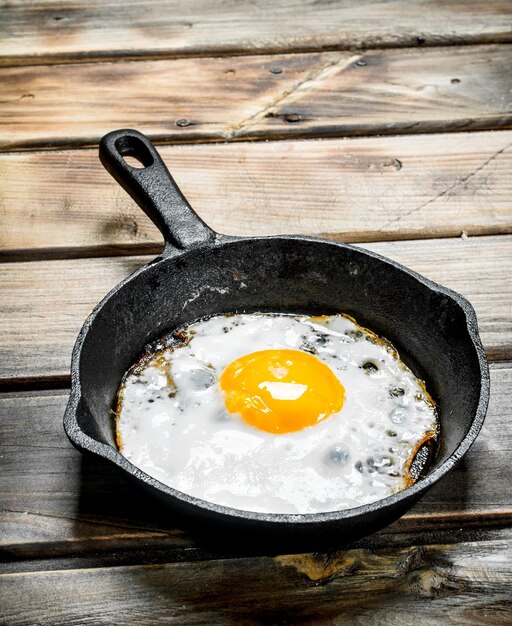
[99, 129, 216, 255]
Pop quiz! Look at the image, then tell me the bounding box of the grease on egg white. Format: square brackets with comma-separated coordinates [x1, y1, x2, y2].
[116, 313, 438, 514]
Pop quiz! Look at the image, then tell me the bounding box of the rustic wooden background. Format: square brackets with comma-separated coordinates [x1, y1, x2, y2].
[1, 1, 511, 623]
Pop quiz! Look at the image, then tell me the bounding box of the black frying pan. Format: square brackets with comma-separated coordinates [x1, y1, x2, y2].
[64, 129, 489, 551]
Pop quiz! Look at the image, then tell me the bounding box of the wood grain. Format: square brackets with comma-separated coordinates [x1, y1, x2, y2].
[0, 235, 510, 385]
[1, 45, 511, 151]
[2, 131, 512, 260]
[0, 364, 510, 559]
[1, 530, 511, 625]
[1, 0, 510, 619]
[2, 0, 511, 66]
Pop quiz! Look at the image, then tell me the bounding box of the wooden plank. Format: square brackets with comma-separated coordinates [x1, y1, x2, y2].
[1, 45, 511, 151]
[1, 364, 510, 559]
[1, 530, 511, 625]
[1, 0, 511, 65]
[1, 131, 511, 259]
[0, 235, 510, 385]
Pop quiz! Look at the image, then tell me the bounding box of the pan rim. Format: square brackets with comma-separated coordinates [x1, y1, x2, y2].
[64, 233, 490, 526]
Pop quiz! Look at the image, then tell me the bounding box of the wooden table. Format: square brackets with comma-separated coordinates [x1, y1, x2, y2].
[1, 2, 511, 623]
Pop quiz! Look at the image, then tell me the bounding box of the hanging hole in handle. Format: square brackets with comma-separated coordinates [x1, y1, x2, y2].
[122, 154, 146, 169]
[115, 135, 154, 169]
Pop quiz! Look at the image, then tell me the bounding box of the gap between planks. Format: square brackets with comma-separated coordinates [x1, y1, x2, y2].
[1, 231, 510, 266]
[1, 526, 510, 575]
[1, 0, 511, 66]
[3, 38, 512, 69]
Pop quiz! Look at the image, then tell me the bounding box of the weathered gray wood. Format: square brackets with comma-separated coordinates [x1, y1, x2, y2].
[0, 235, 511, 384]
[0, 364, 509, 559]
[1, 1, 510, 620]
[1, 131, 511, 259]
[1, 45, 511, 151]
[1, 0, 511, 65]
[1, 530, 511, 625]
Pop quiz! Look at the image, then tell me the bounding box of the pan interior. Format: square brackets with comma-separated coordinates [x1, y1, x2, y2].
[76, 238, 483, 482]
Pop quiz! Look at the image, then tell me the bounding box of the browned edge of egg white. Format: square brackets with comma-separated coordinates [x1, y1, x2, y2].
[404, 429, 439, 488]
[113, 313, 439, 489]
[115, 330, 192, 452]
[312, 314, 439, 489]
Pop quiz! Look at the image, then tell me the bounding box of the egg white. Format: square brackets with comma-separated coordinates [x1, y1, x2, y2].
[116, 313, 438, 514]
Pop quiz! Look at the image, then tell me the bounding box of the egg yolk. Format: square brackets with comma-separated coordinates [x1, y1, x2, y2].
[219, 349, 345, 434]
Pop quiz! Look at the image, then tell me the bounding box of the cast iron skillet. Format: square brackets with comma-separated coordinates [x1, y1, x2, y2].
[64, 129, 489, 551]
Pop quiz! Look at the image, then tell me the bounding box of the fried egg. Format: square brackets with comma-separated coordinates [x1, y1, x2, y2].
[116, 313, 438, 514]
